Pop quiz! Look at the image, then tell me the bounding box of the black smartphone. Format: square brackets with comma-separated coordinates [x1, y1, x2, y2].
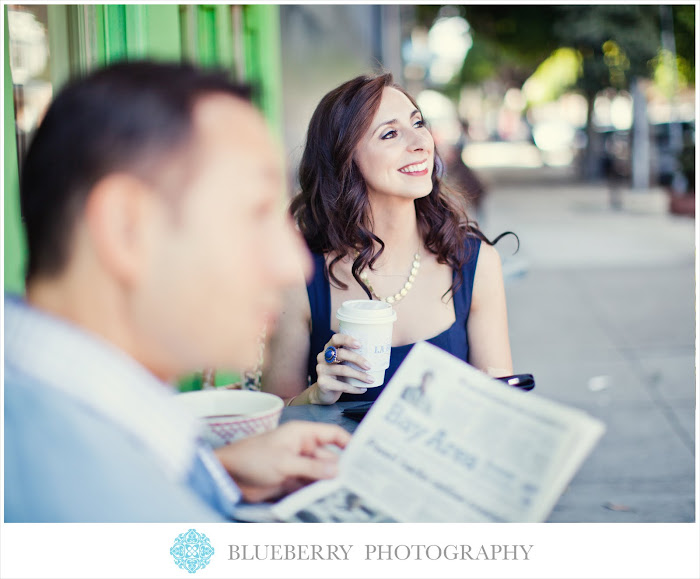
[495, 373, 536, 391]
[341, 373, 536, 422]
[341, 401, 374, 422]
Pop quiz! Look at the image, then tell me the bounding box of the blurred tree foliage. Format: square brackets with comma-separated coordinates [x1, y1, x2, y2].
[414, 4, 694, 90]
[671, 4, 695, 84]
[552, 5, 660, 95]
[415, 5, 694, 180]
[550, 5, 661, 179]
[457, 6, 559, 86]
[415, 5, 560, 89]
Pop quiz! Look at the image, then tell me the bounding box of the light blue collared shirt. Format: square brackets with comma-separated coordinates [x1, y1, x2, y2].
[4, 295, 241, 522]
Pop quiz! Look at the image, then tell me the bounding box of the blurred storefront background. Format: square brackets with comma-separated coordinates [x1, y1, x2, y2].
[5, 3, 695, 282]
[5, 4, 283, 294]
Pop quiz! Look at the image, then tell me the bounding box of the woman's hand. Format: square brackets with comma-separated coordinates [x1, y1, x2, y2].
[308, 333, 375, 405]
[261, 282, 374, 406]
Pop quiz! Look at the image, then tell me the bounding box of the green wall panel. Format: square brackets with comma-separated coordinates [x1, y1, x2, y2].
[142, 4, 181, 61]
[96, 4, 181, 64]
[3, 4, 282, 294]
[215, 5, 234, 70]
[4, 7, 26, 294]
[243, 5, 282, 134]
[196, 6, 217, 67]
[101, 5, 128, 63]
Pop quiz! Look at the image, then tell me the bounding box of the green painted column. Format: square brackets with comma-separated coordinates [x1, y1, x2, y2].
[4, 7, 26, 294]
[214, 5, 234, 71]
[141, 4, 181, 61]
[95, 4, 182, 64]
[96, 5, 127, 64]
[243, 4, 283, 135]
[179, 5, 234, 70]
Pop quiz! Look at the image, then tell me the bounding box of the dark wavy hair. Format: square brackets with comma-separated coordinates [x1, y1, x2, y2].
[290, 72, 513, 299]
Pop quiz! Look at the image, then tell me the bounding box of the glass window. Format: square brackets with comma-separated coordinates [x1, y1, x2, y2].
[7, 4, 54, 173]
[7, 4, 53, 173]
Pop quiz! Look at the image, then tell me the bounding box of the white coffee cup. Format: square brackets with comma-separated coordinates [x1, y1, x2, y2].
[336, 299, 397, 387]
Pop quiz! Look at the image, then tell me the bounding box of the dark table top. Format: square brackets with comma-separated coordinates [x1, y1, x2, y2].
[280, 401, 363, 433]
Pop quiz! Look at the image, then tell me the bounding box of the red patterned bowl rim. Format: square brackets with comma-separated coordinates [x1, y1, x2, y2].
[204, 406, 282, 427]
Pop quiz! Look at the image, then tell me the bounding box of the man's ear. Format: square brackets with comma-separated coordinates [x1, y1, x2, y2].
[83, 174, 158, 285]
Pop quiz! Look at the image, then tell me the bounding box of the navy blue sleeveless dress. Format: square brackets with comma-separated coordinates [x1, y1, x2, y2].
[306, 237, 481, 402]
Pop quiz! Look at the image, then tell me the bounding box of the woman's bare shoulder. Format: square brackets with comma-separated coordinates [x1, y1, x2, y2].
[472, 242, 505, 309]
[476, 241, 503, 272]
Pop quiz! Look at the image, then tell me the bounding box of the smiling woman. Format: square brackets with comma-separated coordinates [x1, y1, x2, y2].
[262, 72, 516, 406]
[354, 88, 435, 203]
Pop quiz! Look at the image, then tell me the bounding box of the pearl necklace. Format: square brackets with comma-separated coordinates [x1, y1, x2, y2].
[359, 251, 421, 304]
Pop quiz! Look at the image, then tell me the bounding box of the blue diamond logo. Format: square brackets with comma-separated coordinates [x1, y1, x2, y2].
[170, 529, 214, 573]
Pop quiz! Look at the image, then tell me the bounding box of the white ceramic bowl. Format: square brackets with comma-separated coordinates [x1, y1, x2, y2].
[176, 389, 284, 447]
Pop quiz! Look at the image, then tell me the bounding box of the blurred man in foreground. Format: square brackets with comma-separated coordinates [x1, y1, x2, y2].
[4, 62, 349, 522]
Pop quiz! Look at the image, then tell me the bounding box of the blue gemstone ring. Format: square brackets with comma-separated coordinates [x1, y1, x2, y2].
[324, 345, 340, 364]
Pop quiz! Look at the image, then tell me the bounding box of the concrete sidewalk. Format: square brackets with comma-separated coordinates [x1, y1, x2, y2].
[478, 165, 696, 522]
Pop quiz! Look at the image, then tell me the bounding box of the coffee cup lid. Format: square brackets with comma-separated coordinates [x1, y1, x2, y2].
[336, 299, 397, 324]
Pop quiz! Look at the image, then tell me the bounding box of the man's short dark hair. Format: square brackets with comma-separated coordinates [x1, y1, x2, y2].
[20, 61, 251, 282]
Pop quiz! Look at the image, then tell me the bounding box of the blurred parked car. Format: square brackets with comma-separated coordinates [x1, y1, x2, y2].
[577, 121, 695, 192]
[651, 120, 695, 192]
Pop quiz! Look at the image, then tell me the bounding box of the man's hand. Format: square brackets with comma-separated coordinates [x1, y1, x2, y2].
[213, 421, 351, 503]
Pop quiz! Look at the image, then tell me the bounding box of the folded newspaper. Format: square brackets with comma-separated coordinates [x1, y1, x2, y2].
[241, 342, 605, 523]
